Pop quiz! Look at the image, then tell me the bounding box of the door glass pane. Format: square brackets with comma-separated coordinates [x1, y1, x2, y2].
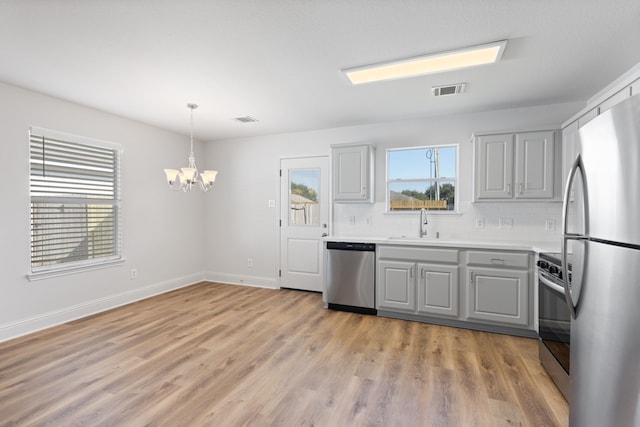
[289, 168, 320, 226]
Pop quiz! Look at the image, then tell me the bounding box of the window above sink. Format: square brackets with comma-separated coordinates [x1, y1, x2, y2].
[386, 145, 458, 213]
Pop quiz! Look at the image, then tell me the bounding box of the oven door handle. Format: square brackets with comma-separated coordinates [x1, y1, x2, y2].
[539, 273, 566, 295]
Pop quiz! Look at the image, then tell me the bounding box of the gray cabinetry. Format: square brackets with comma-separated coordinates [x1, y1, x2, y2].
[467, 267, 529, 326]
[514, 131, 555, 199]
[416, 263, 459, 317]
[377, 260, 415, 312]
[376, 246, 458, 316]
[474, 130, 558, 201]
[474, 133, 513, 199]
[465, 250, 530, 327]
[376, 244, 534, 336]
[331, 143, 374, 202]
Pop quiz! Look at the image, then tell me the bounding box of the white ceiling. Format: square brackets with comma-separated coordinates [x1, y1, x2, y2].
[1, 1, 639, 141]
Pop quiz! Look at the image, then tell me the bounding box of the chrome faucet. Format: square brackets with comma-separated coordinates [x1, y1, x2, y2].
[419, 208, 428, 237]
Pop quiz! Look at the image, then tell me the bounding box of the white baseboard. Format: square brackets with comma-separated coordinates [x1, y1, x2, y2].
[0, 273, 205, 343]
[205, 271, 278, 289]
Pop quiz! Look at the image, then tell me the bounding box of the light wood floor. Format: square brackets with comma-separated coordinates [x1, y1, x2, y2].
[0, 282, 568, 426]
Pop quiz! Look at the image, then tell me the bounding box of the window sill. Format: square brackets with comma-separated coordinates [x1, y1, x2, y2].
[26, 258, 126, 282]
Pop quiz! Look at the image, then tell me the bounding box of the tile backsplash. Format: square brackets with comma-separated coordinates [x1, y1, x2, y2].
[332, 201, 562, 244]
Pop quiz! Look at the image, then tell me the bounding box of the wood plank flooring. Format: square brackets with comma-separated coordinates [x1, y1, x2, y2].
[0, 282, 568, 426]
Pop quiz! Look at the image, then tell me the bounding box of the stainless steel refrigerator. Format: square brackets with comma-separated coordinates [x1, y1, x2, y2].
[562, 94, 640, 426]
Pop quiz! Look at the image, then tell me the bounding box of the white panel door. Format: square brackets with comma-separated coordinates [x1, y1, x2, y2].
[280, 156, 329, 292]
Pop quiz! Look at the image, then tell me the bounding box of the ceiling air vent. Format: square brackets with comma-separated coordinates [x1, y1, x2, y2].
[234, 116, 259, 123]
[432, 83, 466, 97]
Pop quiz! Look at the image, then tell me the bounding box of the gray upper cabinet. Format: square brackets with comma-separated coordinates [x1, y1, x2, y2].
[474, 130, 558, 201]
[514, 131, 555, 199]
[474, 133, 514, 199]
[331, 143, 374, 203]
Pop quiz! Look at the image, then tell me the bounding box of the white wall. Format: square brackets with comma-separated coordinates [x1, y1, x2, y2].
[0, 82, 207, 341]
[203, 102, 582, 288]
[0, 79, 584, 342]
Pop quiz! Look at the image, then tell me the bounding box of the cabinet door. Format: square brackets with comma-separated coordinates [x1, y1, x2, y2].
[467, 267, 528, 327]
[475, 134, 513, 200]
[514, 131, 555, 199]
[377, 261, 415, 312]
[332, 145, 370, 202]
[417, 263, 458, 317]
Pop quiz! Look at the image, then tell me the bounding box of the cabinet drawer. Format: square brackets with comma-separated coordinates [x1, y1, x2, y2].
[466, 251, 529, 268]
[378, 246, 458, 263]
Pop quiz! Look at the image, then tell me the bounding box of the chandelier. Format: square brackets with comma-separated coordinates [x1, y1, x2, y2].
[163, 103, 217, 192]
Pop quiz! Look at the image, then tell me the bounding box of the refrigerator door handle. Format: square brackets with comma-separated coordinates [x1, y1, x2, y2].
[561, 154, 588, 319]
[562, 235, 588, 319]
[562, 154, 588, 237]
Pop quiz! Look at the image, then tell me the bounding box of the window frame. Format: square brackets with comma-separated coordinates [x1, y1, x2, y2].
[27, 127, 123, 281]
[385, 144, 459, 214]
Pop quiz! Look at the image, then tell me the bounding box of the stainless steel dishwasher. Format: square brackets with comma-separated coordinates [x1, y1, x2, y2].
[325, 241, 376, 315]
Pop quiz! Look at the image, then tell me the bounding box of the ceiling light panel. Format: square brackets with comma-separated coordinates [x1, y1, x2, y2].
[344, 40, 507, 85]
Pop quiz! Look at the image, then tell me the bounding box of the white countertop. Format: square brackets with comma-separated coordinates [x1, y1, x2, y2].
[325, 235, 560, 254]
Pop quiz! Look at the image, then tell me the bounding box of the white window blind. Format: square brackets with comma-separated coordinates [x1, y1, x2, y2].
[29, 127, 122, 274]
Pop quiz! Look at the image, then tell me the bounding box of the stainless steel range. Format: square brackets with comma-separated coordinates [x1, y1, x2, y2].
[537, 251, 571, 400]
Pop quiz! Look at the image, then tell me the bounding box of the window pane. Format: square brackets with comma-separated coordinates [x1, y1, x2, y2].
[389, 182, 452, 211]
[387, 145, 457, 212]
[29, 128, 121, 272]
[388, 146, 456, 180]
[289, 169, 320, 225]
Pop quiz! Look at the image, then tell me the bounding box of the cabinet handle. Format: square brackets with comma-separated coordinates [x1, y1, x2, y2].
[409, 267, 414, 278]
[420, 268, 425, 279]
[470, 272, 474, 286]
[506, 184, 511, 194]
[519, 183, 523, 194]
[490, 258, 505, 264]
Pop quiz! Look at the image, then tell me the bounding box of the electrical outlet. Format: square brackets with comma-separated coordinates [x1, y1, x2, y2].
[475, 218, 485, 229]
[499, 217, 513, 230]
[247, 258, 253, 268]
[130, 268, 137, 279]
[545, 219, 555, 232]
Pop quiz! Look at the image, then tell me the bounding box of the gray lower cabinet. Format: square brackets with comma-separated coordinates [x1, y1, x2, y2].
[376, 246, 459, 317]
[467, 267, 529, 326]
[417, 263, 459, 317]
[377, 260, 416, 312]
[377, 260, 459, 317]
[376, 245, 534, 335]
